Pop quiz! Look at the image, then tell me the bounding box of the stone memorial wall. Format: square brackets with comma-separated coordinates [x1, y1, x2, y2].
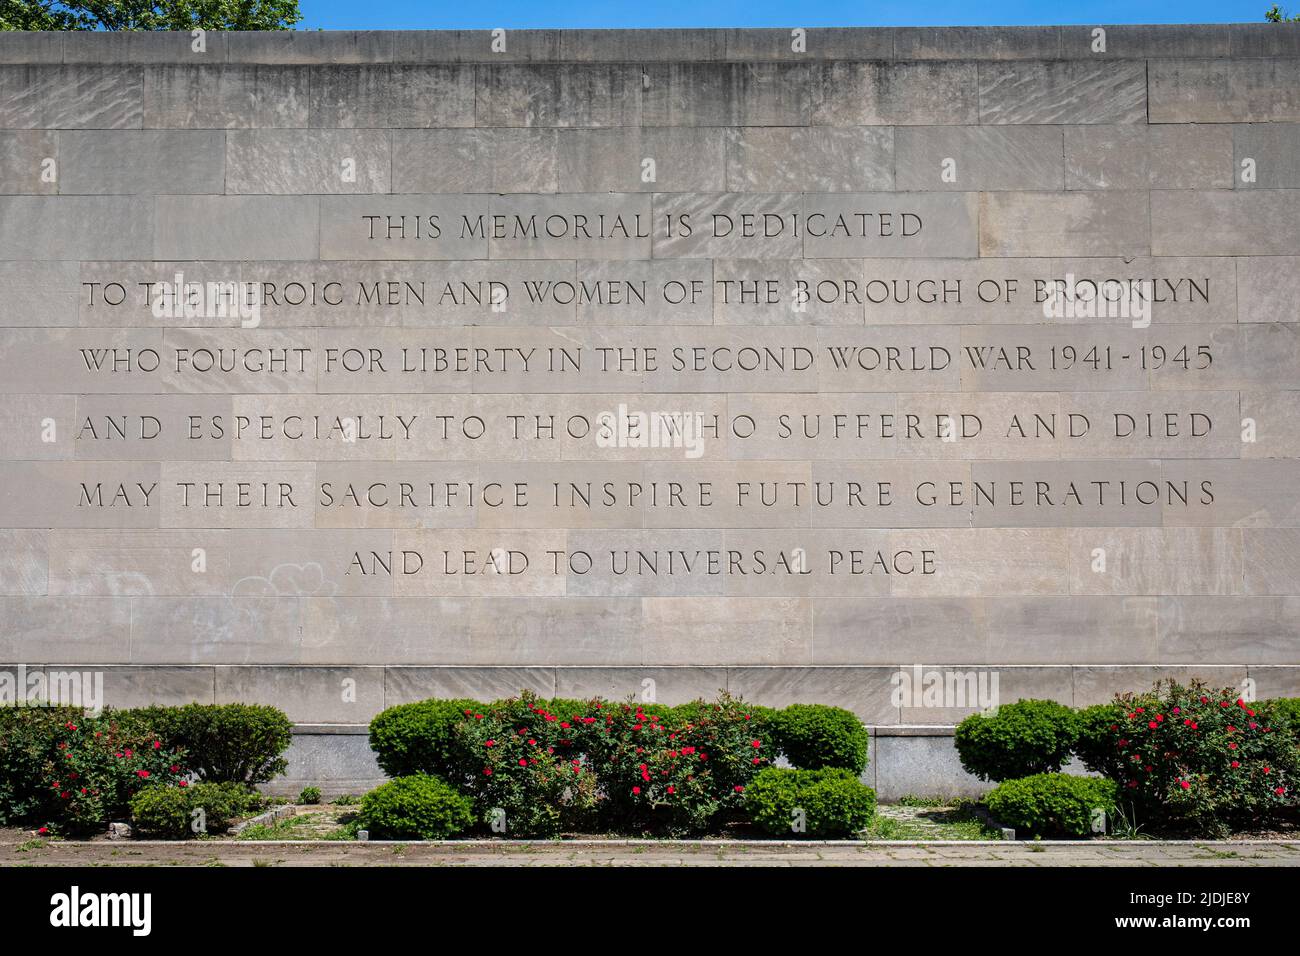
[1, 24, 1298, 794]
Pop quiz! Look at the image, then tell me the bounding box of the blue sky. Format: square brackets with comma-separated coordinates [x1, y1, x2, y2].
[298, 1, 1282, 30]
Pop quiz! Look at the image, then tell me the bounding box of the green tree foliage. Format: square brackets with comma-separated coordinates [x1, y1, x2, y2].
[1266, 4, 1300, 20]
[0, 0, 301, 31]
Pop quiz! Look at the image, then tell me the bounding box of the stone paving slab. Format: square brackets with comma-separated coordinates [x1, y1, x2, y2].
[1, 839, 1296, 867]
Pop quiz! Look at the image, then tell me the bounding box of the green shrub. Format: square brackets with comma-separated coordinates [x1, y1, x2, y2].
[1074, 702, 1129, 779]
[128, 785, 191, 838]
[984, 773, 1117, 838]
[298, 786, 321, 805]
[1255, 697, 1300, 731]
[770, 704, 869, 773]
[129, 781, 257, 838]
[954, 699, 1079, 782]
[186, 782, 260, 831]
[368, 698, 479, 780]
[130, 704, 291, 785]
[356, 775, 475, 840]
[745, 767, 876, 838]
[1084, 680, 1300, 836]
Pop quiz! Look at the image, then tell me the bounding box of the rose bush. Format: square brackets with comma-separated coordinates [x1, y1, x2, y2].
[451, 696, 600, 837]
[3, 703, 299, 835]
[426, 691, 774, 836]
[582, 694, 771, 836]
[0, 706, 85, 826]
[1078, 680, 1299, 836]
[35, 712, 188, 834]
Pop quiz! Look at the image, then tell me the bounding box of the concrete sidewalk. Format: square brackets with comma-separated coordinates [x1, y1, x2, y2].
[3, 839, 1297, 867]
